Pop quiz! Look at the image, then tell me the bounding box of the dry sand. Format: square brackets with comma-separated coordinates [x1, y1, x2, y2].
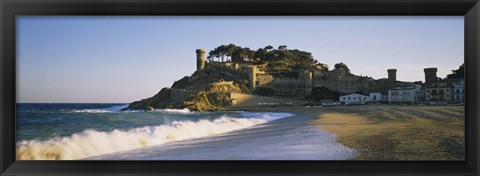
[306, 105, 464, 160]
[238, 105, 464, 160]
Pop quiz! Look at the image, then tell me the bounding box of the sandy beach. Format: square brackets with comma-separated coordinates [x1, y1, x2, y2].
[255, 105, 464, 160]
[88, 111, 356, 160]
[85, 105, 464, 160]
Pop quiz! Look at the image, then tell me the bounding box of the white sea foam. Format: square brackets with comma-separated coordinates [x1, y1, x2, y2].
[239, 112, 294, 121]
[154, 108, 194, 114]
[73, 104, 129, 113]
[16, 112, 293, 160]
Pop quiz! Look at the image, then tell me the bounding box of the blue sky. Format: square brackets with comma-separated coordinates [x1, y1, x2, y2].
[16, 16, 464, 103]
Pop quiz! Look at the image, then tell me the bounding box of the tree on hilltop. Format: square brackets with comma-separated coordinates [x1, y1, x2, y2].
[334, 62, 350, 73]
[446, 63, 464, 79]
[278, 45, 288, 50]
[208, 44, 320, 73]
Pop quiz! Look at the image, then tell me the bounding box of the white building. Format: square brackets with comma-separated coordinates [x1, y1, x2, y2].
[339, 93, 369, 105]
[453, 80, 464, 102]
[380, 95, 389, 102]
[388, 84, 424, 103]
[369, 93, 382, 102]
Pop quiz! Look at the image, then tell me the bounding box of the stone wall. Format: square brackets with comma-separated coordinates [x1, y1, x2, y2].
[207, 62, 249, 75]
[312, 71, 370, 94]
[230, 92, 305, 107]
[272, 77, 304, 85]
[184, 81, 234, 91]
[256, 74, 274, 86]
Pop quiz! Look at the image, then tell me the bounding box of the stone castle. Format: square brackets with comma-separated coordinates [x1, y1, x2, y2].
[194, 48, 443, 99]
[196, 49, 388, 97]
[126, 48, 450, 110]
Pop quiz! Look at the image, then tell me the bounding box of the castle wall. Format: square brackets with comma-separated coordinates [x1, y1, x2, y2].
[312, 76, 370, 94]
[272, 77, 304, 85]
[184, 81, 234, 91]
[256, 74, 274, 86]
[206, 62, 249, 78]
[230, 92, 305, 107]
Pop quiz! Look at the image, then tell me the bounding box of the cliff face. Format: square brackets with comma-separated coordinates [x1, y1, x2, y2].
[181, 83, 244, 111]
[126, 87, 172, 110]
[124, 63, 250, 111]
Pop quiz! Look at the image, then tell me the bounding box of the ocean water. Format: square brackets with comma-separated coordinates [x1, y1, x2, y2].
[16, 103, 295, 160]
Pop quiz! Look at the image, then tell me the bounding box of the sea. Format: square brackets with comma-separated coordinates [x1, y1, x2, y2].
[16, 103, 356, 160]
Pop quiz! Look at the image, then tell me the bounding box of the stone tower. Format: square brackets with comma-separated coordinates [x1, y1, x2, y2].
[247, 65, 257, 89]
[304, 71, 313, 95]
[424, 68, 438, 84]
[387, 69, 397, 82]
[196, 49, 206, 71]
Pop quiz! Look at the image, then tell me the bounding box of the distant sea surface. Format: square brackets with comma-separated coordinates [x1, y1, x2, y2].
[16, 103, 356, 160]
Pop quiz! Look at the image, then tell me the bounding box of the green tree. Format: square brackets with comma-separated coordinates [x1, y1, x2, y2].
[334, 62, 350, 73]
[447, 63, 464, 79]
[278, 45, 288, 50]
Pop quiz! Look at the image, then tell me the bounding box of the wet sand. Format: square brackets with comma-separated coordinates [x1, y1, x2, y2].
[88, 111, 356, 160]
[292, 105, 464, 160]
[88, 105, 464, 160]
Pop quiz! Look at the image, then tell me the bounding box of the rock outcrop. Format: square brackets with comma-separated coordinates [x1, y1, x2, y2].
[124, 62, 250, 111]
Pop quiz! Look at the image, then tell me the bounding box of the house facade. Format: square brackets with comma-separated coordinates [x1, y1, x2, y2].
[339, 93, 369, 105]
[425, 79, 460, 102]
[369, 93, 382, 102]
[388, 84, 424, 103]
[453, 80, 465, 102]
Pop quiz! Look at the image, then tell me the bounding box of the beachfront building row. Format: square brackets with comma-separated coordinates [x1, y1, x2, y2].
[388, 84, 425, 103]
[338, 78, 464, 105]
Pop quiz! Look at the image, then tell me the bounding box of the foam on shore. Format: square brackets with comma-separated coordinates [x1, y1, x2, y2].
[16, 112, 293, 160]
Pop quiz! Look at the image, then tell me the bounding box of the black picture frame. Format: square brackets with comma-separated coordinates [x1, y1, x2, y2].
[1, 0, 479, 175]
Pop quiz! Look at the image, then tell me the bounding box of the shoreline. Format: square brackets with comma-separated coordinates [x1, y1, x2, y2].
[238, 105, 465, 160]
[88, 109, 356, 160]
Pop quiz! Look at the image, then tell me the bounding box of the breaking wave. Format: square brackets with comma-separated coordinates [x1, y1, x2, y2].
[16, 112, 293, 160]
[72, 105, 129, 113]
[73, 106, 193, 114]
[154, 108, 194, 114]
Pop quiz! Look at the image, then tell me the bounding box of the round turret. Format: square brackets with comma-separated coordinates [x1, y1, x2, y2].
[196, 49, 206, 71]
[304, 71, 313, 95]
[247, 65, 257, 89]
